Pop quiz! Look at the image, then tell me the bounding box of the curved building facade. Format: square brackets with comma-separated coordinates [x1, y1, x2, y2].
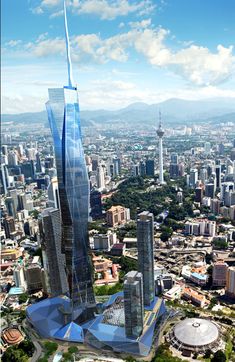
[45, 1, 95, 322]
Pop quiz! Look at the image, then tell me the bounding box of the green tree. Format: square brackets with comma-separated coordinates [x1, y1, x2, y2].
[18, 340, 35, 356]
[19, 310, 27, 320]
[62, 352, 73, 361]
[125, 356, 137, 362]
[204, 349, 212, 359]
[211, 350, 226, 362]
[2, 346, 28, 362]
[68, 346, 78, 354]
[18, 293, 29, 304]
[43, 341, 58, 357]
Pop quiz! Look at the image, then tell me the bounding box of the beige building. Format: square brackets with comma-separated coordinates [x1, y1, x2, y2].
[226, 266, 235, 298]
[212, 260, 228, 287]
[106, 205, 130, 227]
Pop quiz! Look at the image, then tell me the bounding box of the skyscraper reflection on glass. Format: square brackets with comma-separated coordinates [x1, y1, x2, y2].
[45, 1, 95, 322]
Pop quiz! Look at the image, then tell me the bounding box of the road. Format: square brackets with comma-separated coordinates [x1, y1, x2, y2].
[30, 339, 43, 362]
[22, 319, 43, 362]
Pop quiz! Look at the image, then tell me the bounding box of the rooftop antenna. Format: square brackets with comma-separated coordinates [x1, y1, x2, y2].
[63, 0, 74, 88]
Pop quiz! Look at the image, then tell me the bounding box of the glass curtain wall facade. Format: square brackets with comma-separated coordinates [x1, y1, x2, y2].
[46, 86, 95, 321]
[137, 211, 155, 306]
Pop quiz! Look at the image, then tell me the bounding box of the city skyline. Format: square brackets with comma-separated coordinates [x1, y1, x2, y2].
[2, 0, 235, 114]
[1, 2, 235, 361]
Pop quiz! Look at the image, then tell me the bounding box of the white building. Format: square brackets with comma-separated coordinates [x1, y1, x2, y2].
[93, 232, 117, 251]
[13, 265, 27, 291]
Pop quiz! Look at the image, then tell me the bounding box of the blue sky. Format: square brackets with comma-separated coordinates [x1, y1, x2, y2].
[2, 0, 235, 113]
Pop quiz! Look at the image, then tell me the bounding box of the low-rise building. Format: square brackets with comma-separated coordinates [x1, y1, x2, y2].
[182, 287, 208, 307]
[110, 243, 126, 256]
[163, 284, 183, 300]
[93, 232, 116, 251]
[106, 206, 130, 227]
[190, 272, 208, 286]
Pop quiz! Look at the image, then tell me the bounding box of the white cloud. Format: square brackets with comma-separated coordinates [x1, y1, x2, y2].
[2, 62, 235, 114]
[41, 0, 61, 6]
[170, 44, 234, 86]
[129, 18, 151, 29]
[5, 40, 22, 47]
[72, 0, 155, 20]
[50, 9, 64, 18]
[31, 6, 44, 14]
[33, 0, 155, 20]
[4, 19, 235, 87]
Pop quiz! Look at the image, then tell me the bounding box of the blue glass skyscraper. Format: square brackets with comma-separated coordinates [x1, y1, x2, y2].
[46, 0, 95, 321]
[27, 3, 167, 353]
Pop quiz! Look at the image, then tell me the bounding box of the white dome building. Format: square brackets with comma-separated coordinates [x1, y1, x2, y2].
[168, 318, 220, 354]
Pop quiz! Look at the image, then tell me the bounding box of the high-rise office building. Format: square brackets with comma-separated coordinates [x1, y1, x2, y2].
[137, 211, 155, 306]
[90, 190, 102, 219]
[215, 165, 221, 189]
[170, 153, 178, 164]
[2, 145, 8, 156]
[156, 113, 165, 184]
[46, 0, 95, 321]
[113, 157, 121, 176]
[5, 197, 17, 218]
[25, 263, 43, 293]
[47, 178, 60, 209]
[205, 182, 215, 198]
[226, 267, 235, 298]
[139, 161, 146, 176]
[44, 156, 54, 169]
[97, 163, 106, 190]
[21, 161, 35, 180]
[14, 265, 27, 291]
[0, 164, 9, 194]
[204, 142, 211, 154]
[8, 151, 18, 166]
[195, 187, 203, 203]
[39, 208, 68, 297]
[27, 2, 167, 353]
[200, 167, 208, 184]
[146, 159, 154, 176]
[124, 271, 144, 338]
[36, 152, 42, 173]
[3, 216, 16, 239]
[26, 148, 36, 161]
[170, 163, 179, 178]
[212, 261, 228, 287]
[189, 169, 198, 188]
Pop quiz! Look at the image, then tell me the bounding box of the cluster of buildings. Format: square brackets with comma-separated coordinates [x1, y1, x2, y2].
[1, 2, 235, 361]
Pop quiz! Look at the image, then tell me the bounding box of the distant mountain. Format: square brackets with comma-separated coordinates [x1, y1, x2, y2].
[2, 97, 235, 126]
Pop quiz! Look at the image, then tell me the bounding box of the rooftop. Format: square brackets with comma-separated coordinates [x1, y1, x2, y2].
[173, 318, 219, 347]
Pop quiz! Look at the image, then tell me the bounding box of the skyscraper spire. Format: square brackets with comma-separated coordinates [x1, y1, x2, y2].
[63, 0, 74, 88]
[159, 110, 162, 128]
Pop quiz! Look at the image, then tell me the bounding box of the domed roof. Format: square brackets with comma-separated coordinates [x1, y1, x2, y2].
[174, 318, 219, 347]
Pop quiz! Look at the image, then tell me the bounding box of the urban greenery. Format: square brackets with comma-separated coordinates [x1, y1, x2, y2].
[2, 339, 35, 362]
[211, 350, 226, 362]
[38, 341, 58, 361]
[18, 293, 29, 304]
[94, 282, 123, 296]
[104, 176, 194, 222]
[152, 343, 184, 362]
